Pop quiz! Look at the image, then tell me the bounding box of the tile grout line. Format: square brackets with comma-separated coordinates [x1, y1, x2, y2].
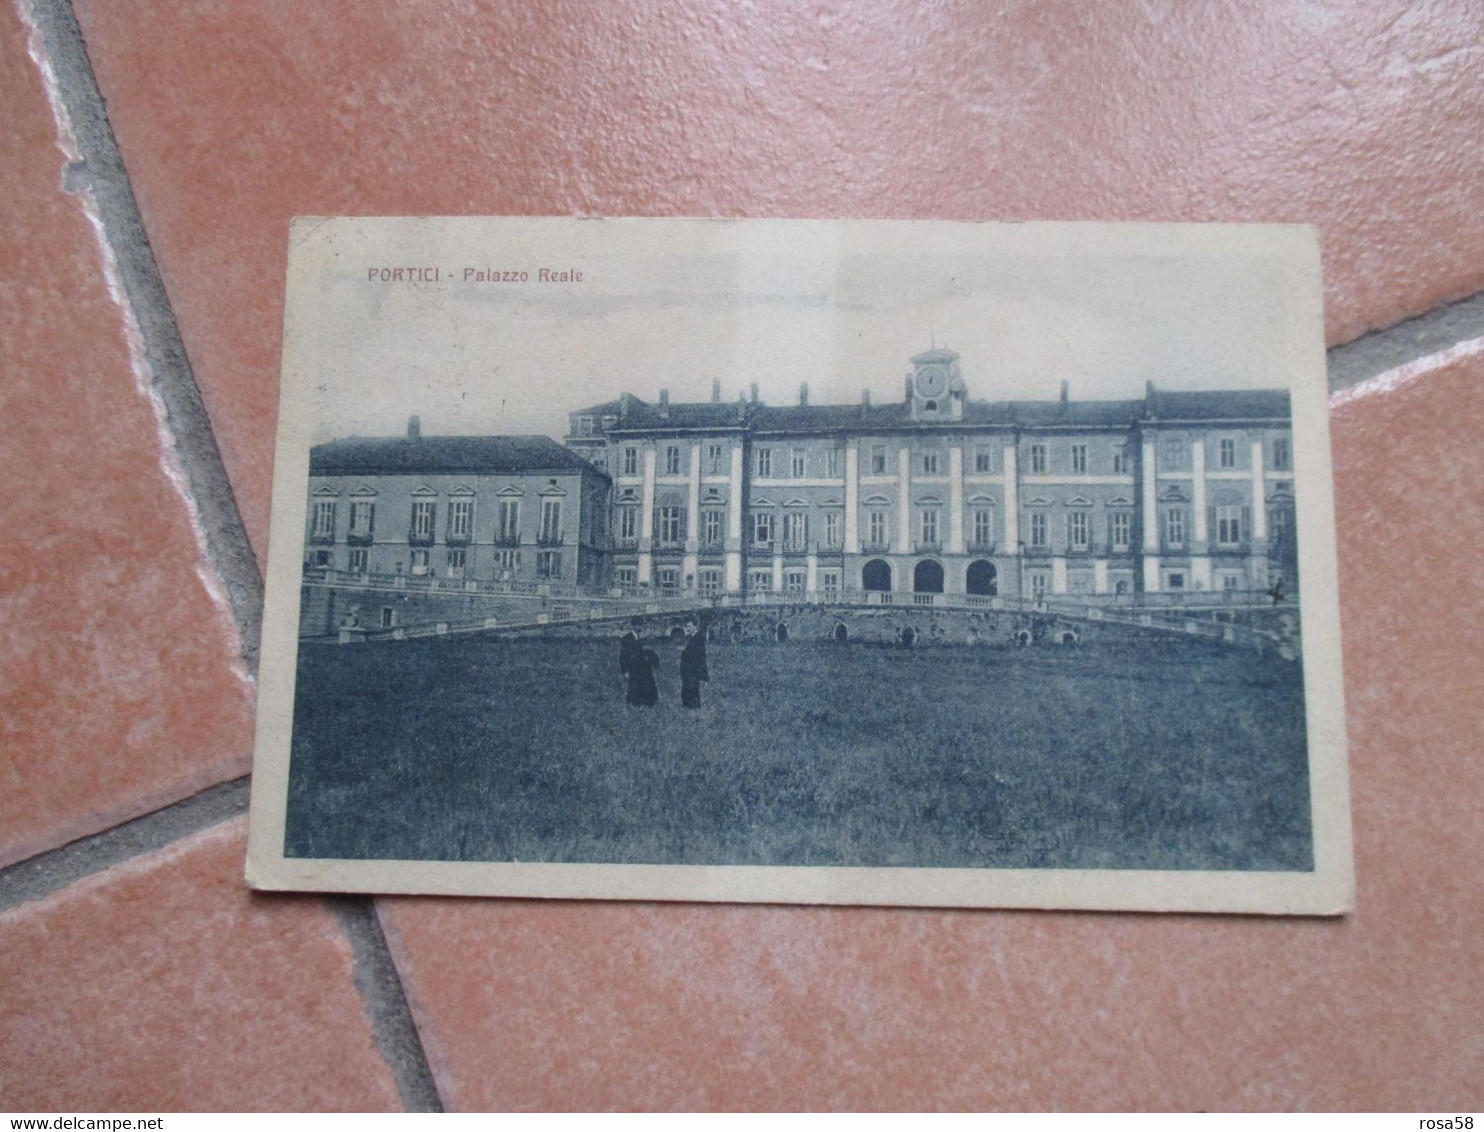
[0, 778, 252, 914]
[1326, 289, 1484, 395]
[21, 0, 265, 676]
[328, 899, 447, 1113]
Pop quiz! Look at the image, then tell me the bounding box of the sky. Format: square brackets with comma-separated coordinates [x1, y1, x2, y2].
[299, 219, 1313, 443]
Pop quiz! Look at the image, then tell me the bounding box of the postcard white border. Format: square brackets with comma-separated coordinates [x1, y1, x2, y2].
[246, 218, 1353, 915]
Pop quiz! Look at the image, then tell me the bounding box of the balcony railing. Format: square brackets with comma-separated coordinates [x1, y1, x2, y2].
[494, 531, 521, 547]
[537, 532, 565, 547]
[407, 531, 434, 547]
[915, 540, 942, 554]
[346, 531, 373, 547]
[966, 541, 996, 555]
[309, 531, 335, 546]
[860, 541, 891, 554]
[445, 532, 472, 546]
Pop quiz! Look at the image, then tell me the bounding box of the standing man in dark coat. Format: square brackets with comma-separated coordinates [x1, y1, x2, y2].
[679, 618, 709, 709]
[618, 619, 657, 707]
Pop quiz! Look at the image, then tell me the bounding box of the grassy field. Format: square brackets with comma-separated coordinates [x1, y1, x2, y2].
[284, 633, 1313, 871]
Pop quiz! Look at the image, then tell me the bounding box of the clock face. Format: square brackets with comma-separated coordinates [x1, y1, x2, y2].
[916, 365, 948, 398]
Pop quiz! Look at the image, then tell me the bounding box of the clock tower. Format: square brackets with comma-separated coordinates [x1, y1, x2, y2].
[906, 348, 966, 421]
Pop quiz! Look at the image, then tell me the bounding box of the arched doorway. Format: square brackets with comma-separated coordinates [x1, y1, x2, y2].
[966, 559, 998, 596]
[833, 622, 849, 642]
[862, 558, 892, 592]
[913, 559, 944, 594]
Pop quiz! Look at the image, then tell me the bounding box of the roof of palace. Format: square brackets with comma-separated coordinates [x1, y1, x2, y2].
[570, 386, 1290, 435]
[310, 434, 601, 476]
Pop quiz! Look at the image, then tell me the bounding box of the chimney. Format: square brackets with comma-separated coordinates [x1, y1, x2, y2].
[749, 382, 759, 403]
[799, 382, 809, 407]
[1060, 380, 1069, 404]
[658, 388, 670, 421]
[711, 379, 721, 403]
[619, 391, 632, 420]
[861, 388, 871, 408]
[659, 388, 669, 406]
[905, 375, 914, 402]
[407, 415, 421, 441]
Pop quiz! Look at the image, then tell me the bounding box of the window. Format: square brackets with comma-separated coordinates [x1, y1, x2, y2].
[537, 550, 562, 578]
[755, 448, 772, 477]
[1272, 437, 1291, 470]
[1112, 446, 1128, 475]
[380, 607, 396, 629]
[784, 570, 807, 593]
[824, 511, 840, 548]
[919, 508, 940, 546]
[922, 451, 940, 475]
[752, 511, 774, 546]
[972, 507, 994, 548]
[1216, 505, 1243, 546]
[871, 445, 887, 475]
[664, 445, 681, 475]
[446, 548, 466, 578]
[1222, 573, 1241, 592]
[1110, 511, 1132, 551]
[1159, 438, 1186, 472]
[1166, 571, 1186, 591]
[868, 509, 887, 548]
[1029, 444, 1046, 474]
[707, 444, 725, 475]
[699, 569, 721, 595]
[622, 446, 639, 476]
[825, 448, 841, 478]
[783, 511, 808, 551]
[1219, 437, 1237, 469]
[1030, 511, 1047, 548]
[749, 569, 773, 592]
[310, 549, 331, 568]
[410, 549, 430, 575]
[574, 415, 594, 437]
[312, 500, 336, 540]
[1068, 510, 1089, 550]
[495, 549, 520, 574]
[447, 499, 473, 541]
[618, 506, 638, 545]
[1029, 572, 1048, 599]
[539, 500, 562, 543]
[1269, 499, 1294, 543]
[656, 567, 678, 593]
[348, 548, 368, 573]
[975, 447, 997, 474]
[1164, 507, 1185, 547]
[791, 449, 806, 478]
[1071, 444, 1087, 474]
[657, 506, 683, 544]
[615, 567, 637, 588]
[349, 500, 374, 537]
[410, 500, 435, 542]
[497, 500, 520, 543]
[703, 508, 724, 547]
[820, 570, 840, 593]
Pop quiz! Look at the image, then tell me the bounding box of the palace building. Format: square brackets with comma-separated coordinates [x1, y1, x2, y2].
[302, 350, 1296, 604]
[563, 349, 1296, 601]
[305, 421, 611, 590]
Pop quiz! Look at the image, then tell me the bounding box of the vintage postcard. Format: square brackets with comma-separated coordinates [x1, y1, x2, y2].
[246, 217, 1353, 913]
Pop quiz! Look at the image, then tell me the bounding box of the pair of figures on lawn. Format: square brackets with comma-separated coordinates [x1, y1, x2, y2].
[619, 619, 709, 709]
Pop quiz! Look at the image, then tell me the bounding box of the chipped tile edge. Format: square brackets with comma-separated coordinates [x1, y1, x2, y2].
[15, 0, 264, 680]
[1329, 336, 1484, 411]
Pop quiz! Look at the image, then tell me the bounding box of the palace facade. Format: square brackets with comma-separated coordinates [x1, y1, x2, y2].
[302, 350, 1297, 603]
[564, 349, 1296, 601]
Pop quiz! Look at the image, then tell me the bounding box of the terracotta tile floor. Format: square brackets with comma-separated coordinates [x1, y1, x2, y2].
[3, 0, 1481, 1112]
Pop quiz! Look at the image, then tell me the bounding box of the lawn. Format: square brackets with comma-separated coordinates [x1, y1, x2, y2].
[284, 633, 1313, 871]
